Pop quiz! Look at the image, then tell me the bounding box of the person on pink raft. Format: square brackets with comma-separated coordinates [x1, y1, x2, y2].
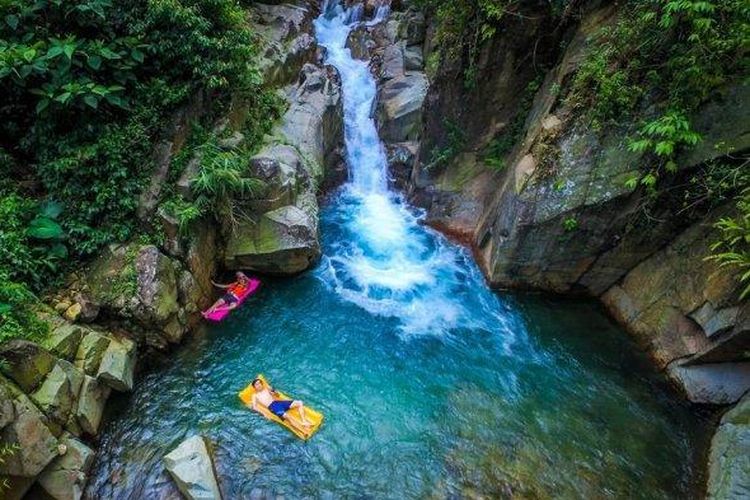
[202, 272, 251, 316]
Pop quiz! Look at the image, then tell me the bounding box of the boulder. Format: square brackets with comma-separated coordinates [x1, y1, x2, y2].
[30, 360, 84, 425]
[707, 393, 750, 499]
[76, 375, 110, 435]
[63, 303, 82, 322]
[403, 45, 423, 71]
[0, 392, 59, 477]
[163, 435, 222, 500]
[44, 324, 84, 361]
[0, 340, 56, 393]
[225, 205, 320, 275]
[96, 337, 136, 392]
[0, 382, 14, 429]
[37, 435, 95, 500]
[253, 2, 318, 87]
[376, 72, 428, 143]
[84, 244, 184, 344]
[380, 44, 404, 81]
[667, 362, 750, 404]
[71, 294, 100, 323]
[74, 330, 110, 377]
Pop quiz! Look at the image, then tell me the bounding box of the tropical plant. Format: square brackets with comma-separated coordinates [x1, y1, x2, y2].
[707, 188, 750, 299]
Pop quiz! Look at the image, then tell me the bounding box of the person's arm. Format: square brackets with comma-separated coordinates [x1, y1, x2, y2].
[251, 394, 258, 412]
[211, 279, 231, 289]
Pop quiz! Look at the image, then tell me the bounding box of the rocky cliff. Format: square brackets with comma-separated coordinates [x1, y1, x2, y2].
[350, 0, 749, 497]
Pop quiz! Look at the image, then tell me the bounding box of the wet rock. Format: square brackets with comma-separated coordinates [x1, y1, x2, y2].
[707, 393, 750, 499]
[386, 141, 418, 189]
[225, 205, 320, 275]
[164, 435, 222, 500]
[667, 361, 750, 404]
[44, 324, 84, 361]
[96, 336, 136, 392]
[0, 340, 56, 393]
[403, 45, 423, 71]
[0, 391, 59, 477]
[380, 44, 404, 81]
[74, 330, 110, 377]
[76, 375, 110, 435]
[37, 434, 95, 500]
[30, 360, 84, 425]
[376, 72, 428, 143]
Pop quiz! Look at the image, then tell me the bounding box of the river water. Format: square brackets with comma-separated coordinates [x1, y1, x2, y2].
[85, 2, 710, 498]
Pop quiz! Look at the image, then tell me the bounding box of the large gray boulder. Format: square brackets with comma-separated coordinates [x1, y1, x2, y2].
[224, 63, 343, 275]
[83, 244, 185, 344]
[0, 391, 59, 477]
[74, 330, 110, 377]
[164, 435, 222, 500]
[37, 435, 95, 500]
[96, 336, 136, 392]
[225, 205, 320, 274]
[0, 340, 56, 393]
[707, 393, 750, 499]
[43, 324, 84, 361]
[667, 362, 750, 405]
[75, 375, 110, 435]
[30, 360, 84, 426]
[376, 72, 428, 143]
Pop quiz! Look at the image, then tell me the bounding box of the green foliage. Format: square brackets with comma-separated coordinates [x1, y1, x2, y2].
[708, 188, 750, 299]
[416, 0, 519, 87]
[1, 0, 263, 257]
[0, 271, 49, 343]
[0, 443, 21, 493]
[562, 216, 579, 232]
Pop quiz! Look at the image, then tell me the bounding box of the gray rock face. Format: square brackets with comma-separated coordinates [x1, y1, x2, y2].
[667, 362, 750, 404]
[376, 72, 428, 143]
[0, 340, 56, 393]
[164, 435, 222, 500]
[707, 393, 750, 499]
[83, 244, 185, 344]
[44, 324, 84, 361]
[96, 337, 136, 392]
[37, 435, 95, 500]
[0, 392, 59, 477]
[30, 360, 84, 426]
[253, 2, 319, 87]
[225, 63, 343, 275]
[74, 330, 110, 377]
[75, 375, 110, 435]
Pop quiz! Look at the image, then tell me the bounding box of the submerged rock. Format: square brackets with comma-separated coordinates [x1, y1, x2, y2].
[163, 435, 222, 500]
[707, 393, 750, 499]
[37, 434, 95, 500]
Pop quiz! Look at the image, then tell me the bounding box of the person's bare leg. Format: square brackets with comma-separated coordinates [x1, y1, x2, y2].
[284, 414, 309, 437]
[291, 400, 311, 426]
[205, 298, 227, 315]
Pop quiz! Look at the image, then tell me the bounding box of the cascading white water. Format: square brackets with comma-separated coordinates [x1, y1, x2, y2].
[314, 1, 517, 339]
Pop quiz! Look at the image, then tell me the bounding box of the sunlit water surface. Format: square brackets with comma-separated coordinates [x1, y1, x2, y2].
[85, 2, 710, 498]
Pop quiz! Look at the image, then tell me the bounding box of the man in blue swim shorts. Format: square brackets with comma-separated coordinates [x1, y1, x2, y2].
[250, 378, 312, 435]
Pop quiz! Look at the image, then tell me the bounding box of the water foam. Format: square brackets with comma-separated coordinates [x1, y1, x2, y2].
[315, 2, 517, 340]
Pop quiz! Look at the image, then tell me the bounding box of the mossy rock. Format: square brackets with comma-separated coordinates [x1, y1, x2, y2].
[0, 340, 56, 393]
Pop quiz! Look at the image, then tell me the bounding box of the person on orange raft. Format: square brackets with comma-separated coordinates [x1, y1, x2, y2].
[250, 378, 312, 436]
[202, 272, 250, 316]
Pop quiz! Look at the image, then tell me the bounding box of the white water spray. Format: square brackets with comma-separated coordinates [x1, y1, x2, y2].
[315, 2, 518, 341]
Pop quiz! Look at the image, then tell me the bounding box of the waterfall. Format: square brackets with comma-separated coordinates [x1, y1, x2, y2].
[314, 2, 516, 340]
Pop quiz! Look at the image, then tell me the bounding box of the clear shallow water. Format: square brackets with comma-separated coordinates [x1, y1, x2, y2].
[85, 2, 710, 498]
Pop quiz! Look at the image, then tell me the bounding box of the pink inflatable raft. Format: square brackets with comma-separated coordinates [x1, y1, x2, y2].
[201, 277, 261, 322]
